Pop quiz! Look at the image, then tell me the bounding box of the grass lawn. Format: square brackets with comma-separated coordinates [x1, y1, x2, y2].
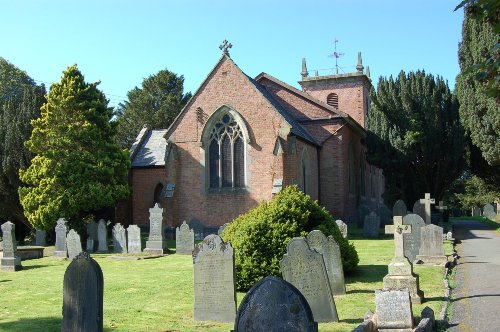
[0, 232, 448, 332]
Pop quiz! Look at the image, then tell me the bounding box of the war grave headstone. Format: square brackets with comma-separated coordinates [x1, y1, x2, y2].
[35, 229, 46, 246]
[62, 252, 103, 332]
[419, 193, 435, 225]
[66, 229, 83, 260]
[189, 219, 205, 240]
[280, 237, 338, 322]
[144, 203, 165, 254]
[232, 276, 318, 332]
[378, 204, 392, 226]
[393, 199, 407, 217]
[112, 223, 128, 253]
[0, 221, 22, 271]
[193, 234, 236, 322]
[416, 224, 447, 265]
[97, 219, 109, 253]
[218, 222, 230, 236]
[335, 220, 348, 238]
[127, 225, 142, 254]
[363, 212, 381, 238]
[483, 203, 497, 220]
[54, 218, 69, 258]
[306, 230, 345, 295]
[472, 206, 481, 217]
[357, 204, 371, 228]
[375, 289, 414, 332]
[86, 221, 98, 252]
[403, 214, 425, 263]
[383, 216, 424, 304]
[176, 221, 194, 255]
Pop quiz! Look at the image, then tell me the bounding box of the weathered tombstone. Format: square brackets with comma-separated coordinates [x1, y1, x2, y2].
[335, 220, 348, 238]
[62, 252, 103, 332]
[35, 229, 46, 246]
[357, 204, 371, 228]
[403, 214, 425, 263]
[127, 225, 142, 254]
[86, 239, 95, 253]
[412, 200, 426, 222]
[112, 223, 127, 253]
[378, 204, 392, 226]
[393, 199, 407, 217]
[375, 289, 414, 331]
[189, 219, 205, 240]
[472, 206, 481, 217]
[218, 222, 230, 236]
[416, 224, 447, 265]
[54, 218, 68, 258]
[97, 219, 109, 253]
[233, 276, 318, 332]
[66, 229, 83, 260]
[306, 230, 345, 295]
[144, 203, 165, 254]
[419, 193, 435, 224]
[363, 212, 381, 238]
[176, 221, 194, 255]
[280, 237, 338, 322]
[86, 221, 98, 252]
[193, 234, 236, 322]
[483, 203, 497, 220]
[0, 221, 22, 271]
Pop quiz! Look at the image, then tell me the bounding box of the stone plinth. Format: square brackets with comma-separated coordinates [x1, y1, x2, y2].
[383, 257, 424, 305]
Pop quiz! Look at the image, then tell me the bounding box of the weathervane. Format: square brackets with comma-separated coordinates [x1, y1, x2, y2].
[219, 39, 233, 56]
[328, 38, 345, 74]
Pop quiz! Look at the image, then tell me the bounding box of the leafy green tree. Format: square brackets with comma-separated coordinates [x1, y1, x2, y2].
[454, 175, 499, 210]
[0, 58, 45, 226]
[366, 71, 466, 206]
[19, 65, 130, 231]
[115, 69, 191, 148]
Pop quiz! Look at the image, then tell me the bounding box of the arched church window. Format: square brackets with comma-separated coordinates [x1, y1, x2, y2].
[327, 93, 339, 108]
[153, 183, 164, 206]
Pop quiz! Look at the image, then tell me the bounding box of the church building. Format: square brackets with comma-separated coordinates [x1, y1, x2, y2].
[122, 43, 385, 237]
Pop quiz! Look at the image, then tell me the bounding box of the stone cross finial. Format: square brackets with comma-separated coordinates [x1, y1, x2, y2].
[219, 39, 232, 56]
[385, 216, 412, 258]
[419, 193, 435, 224]
[436, 201, 447, 212]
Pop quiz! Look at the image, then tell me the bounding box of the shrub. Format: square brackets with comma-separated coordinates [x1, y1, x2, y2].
[222, 185, 359, 290]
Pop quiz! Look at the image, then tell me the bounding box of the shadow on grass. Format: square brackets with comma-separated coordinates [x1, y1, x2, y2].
[346, 289, 374, 294]
[347, 265, 388, 283]
[340, 318, 363, 324]
[0, 279, 12, 283]
[0, 317, 61, 332]
[21, 264, 51, 270]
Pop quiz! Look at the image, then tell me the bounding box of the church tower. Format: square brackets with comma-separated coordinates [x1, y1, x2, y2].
[298, 52, 372, 128]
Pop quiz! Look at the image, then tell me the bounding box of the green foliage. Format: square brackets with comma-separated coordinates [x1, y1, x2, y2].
[454, 175, 499, 209]
[18, 65, 130, 231]
[222, 185, 359, 290]
[0, 57, 45, 225]
[366, 71, 466, 206]
[114, 69, 191, 148]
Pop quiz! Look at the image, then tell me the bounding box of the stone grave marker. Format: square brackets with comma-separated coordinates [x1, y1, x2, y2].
[86, 221, 98, 252]
[0, 221, 22, 271]
[66, 229, 83, 260]
[112, 223, 127, 253]
[403, 214, 425, 263]
[306, 230, 345, 295]
[375, 289, 414, 331]
[86, 239, 95, 253]
[233, 276, 318, 332]
[419, 193, 435, 224]
[378, 204, 392, 226]
[127, 225, 142, 254]
[97, 219, 109, 253]
[483, 203, 496, 220]
[35, 229, 46, 246]
[193, 234, 236, 322]
[472, 206, 481, 217]
[363, 212, 381, 238]
[393, 199, 407, 217]
[335, 220, 348, 238]
[280, 237, 338, 322]
[218, 223, 230, 236]
[416, 224, 447, 265]
[435, 201, 449, 225]
[176, 221, 194, 255]
[357, 204, 371, 228]
[54, 218, 68, 258]
[62, 252, 103, 332]
[144, 203, 165, 254]
[189, 219, 205, 240]
[412, 200, 426, 221]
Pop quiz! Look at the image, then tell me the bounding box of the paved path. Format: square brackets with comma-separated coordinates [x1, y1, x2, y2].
[448, 220, 500, 332]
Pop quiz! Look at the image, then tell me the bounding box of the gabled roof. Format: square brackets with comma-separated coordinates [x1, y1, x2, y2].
[131, 129, 168, 168]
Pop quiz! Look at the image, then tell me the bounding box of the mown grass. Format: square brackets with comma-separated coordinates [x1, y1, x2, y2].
[0, 231, 448, 332]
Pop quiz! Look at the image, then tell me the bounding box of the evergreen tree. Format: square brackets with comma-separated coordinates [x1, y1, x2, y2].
[19, 65, 130, 231]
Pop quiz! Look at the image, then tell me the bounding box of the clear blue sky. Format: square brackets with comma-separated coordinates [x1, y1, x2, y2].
[1, 0, 464, 108]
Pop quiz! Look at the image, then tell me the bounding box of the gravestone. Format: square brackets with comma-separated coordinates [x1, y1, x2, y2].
[393, 199, 407, 217]
[112, 223, 127, 253]
[378, 204, 392, 226]
[233, 276, 318, 332]
[193, 234, 236, 322]
[62, 252, 103, 332]
[363, 212, 381, 238]
[66, 229, 83, 260]
[306, 230, 345, 295]
[435, 201, 449, 225]
[0, 221, 22, 271]
[127, 225, 142, 254]
[483, 203, 496, 220]
[35, 229, 46, 246]
[357, 204, 371, 228]
[54, 218, 68, 258]
[176, 221, 194, 255]
[86, 221, 98, 252]
[189, 219, 205, 240]
[144, 203, 165, 254]
[416, 224, 447, 265]
[403, 214, 425, 263]
[218, 223, 230, 236]
[97, 219, 109, 253]
[335, 220, 348, 238]
[86, 239, 95, 253]
[472, 206, 481, 217]
[412, 200, 425, 221]
[419, 193, 435, 224]
[375, 289, 414, 331]
[280, 237, 338, 322]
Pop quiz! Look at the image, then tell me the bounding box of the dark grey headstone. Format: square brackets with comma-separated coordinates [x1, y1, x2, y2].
[86, 221, 98, 252]
[66, 229, 83, 260]
[378, 204, 392, 226]
[403, 214, 425, 263]
[375, 289, 414, 331]
[416, 224, 447, 265]
[483, 203, 496, 220]
[112, 223, 127, 253]
[413, 200, 426, 221]
[144, 203, 165, 254]
[127, 225, 142, 254]
[233, 276, 318, 332]
[54, 218, 68, 258]
[189, 219, 205, 240]
[363, 212, 381, 238]
[357, 204, 371, 228]
[393, 200, 407, 217]
[97, 219, 108, 253]
[176, 221, 194, 255]
[62, 252, 103, 332]
[0, 221, 22, 271]
[35, 229, 46, 246]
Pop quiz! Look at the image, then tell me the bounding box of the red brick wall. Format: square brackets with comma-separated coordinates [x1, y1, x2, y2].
[130, 167, 168, 227]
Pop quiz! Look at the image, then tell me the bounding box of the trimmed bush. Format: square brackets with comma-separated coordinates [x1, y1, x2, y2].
[222, 185, 359, 290]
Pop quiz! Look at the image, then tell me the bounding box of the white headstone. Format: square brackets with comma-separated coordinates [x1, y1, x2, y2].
[176, 221, 194, 255]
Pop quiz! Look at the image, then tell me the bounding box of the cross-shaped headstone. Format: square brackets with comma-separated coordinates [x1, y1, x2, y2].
[436, 201, 447, 212]
[419, 193, 435, 224]
[385, 216, 412, 258]
[219, 39, 232, 56]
